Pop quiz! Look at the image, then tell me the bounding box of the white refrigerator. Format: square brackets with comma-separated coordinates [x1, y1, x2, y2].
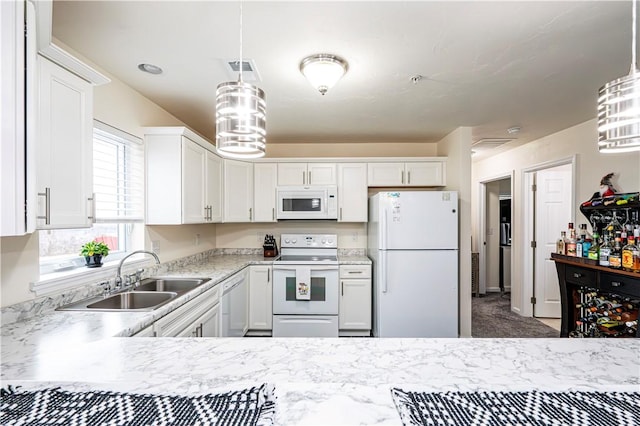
[367, 191, 459, 337]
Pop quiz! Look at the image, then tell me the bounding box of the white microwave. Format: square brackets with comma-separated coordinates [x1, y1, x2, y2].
[276, 186, 338, 220]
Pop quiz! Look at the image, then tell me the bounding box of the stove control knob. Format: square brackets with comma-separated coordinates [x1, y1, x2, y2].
[284, 239, 290, 244]
[328, 239, 334, 244]
[321, 239, 326, 244]
[292, 239, 297, 244]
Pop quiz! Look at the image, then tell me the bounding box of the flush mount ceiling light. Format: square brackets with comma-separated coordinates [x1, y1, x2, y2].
[137, 63, 163, 75]
[597, 0, 640, 153]
[300, 54, 348, 95]
[216, 1, 266, 159]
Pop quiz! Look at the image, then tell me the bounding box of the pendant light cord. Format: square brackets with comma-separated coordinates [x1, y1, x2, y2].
[238, 0, 243, 82]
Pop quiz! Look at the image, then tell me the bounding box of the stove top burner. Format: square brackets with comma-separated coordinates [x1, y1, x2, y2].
[277, 255, 338, 263]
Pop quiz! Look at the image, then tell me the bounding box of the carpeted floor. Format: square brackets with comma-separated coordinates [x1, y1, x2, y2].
[472, 292, 560, 338]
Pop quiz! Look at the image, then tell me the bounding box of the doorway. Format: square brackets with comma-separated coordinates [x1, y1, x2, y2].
[482, 178, 512, 295]
[523, 158, 575, 320]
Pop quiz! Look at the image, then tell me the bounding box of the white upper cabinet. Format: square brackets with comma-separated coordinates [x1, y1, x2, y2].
[277, 162, 336, 186]
[145, 128, 222, 224]
[337, 163, 368, 222]
[253, 163, 277, 222]
[206, 151, 223, 222]
[367, 160, 445, 187]
[36, 55, 93, 229]
[223, 159, 254, 222]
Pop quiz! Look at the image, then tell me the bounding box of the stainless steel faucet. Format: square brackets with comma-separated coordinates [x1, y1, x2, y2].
[115, 250, 160, 290]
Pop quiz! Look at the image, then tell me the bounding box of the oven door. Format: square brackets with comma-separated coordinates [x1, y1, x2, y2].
[272, 264, 339, 315]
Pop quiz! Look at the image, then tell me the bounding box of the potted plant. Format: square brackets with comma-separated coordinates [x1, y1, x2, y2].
[80, 241, 110, 268]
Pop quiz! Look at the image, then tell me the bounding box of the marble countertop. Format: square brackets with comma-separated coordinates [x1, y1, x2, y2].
[2, 337, 638, 425]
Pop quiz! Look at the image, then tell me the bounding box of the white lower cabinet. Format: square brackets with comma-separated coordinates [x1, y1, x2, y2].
[153, 285, 221, 337]
[248, 265, 272, 332]
[132, 325, 155, 337]
[339, 265, 372, 336]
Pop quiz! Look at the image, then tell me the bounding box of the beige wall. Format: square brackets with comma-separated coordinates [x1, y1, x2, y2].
[437, 127, 473, 338]
[472, 118, 640, 316]
[265, 141, 438, 158]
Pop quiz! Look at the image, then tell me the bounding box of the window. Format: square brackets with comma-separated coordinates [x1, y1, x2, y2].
[39, 121, 144, 274]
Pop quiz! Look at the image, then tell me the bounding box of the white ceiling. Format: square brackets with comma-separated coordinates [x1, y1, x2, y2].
[52, 1, 633, 158]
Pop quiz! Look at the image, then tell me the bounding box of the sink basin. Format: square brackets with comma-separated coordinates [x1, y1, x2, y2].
[57, 291, 177, 312]
[134, 277, 210, 294]
[86, 291, 176, 310]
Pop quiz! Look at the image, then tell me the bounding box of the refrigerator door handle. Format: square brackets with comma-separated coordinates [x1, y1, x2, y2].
[381, 208, 388, 249]
[381, 250, 388, 293]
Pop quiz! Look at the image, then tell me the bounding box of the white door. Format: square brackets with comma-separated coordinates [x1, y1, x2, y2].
[198, 303, 220, 337]
[380, 192, 458, 249]
[367, 163, 404, 186]
[339, 278, 372, 329]
[405, 162, 444, 186]
[337, 163, 368, 222]
[205, 150, 223, 222]
[533, 164, 572, 318]
[249, 265, 273, 329]
[253, 163, 277, 222]
[376, 250, 458, 337]
[182, 139, 206, 223]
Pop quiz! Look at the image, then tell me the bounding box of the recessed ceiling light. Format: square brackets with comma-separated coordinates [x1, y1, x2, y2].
[138, 63, 163, 75]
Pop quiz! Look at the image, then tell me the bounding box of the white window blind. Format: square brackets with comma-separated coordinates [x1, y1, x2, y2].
[93, 120, 144, 222]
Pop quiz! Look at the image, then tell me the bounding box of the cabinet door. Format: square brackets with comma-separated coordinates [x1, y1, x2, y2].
[367, 163, 405, 186]
[36, 55, 93, 229]
[198, 303, 221, 337]
[339, 278, 372, 330]
[206, 150, 223, 222]
[253, 163, 277, 222]
[277, 163, 307, 185]
[337, 163, 367, 222]
[308, 163, 337, 185]
[223, 160, 254, 222]
[249, 265, 273, 330]
[406, 162, 445, 186]
[182, 138, 206, 223]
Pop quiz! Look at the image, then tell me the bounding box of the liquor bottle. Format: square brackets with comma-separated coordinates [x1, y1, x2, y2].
[576, 225, 585, 258]
[620, 310, 639, 322]
[581, 224, 593, 257]
[598, 234, 612, 267]
[566, 223, 577, 256]
[622, 234, 640, 272]
[556, 231, 567, 255]
[609, 233, 622, 269]
[588, 232, 600, 260]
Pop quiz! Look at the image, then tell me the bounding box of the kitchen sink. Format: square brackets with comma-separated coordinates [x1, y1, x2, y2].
[134, 277, 210, 294]
[57, 291, 177, 312]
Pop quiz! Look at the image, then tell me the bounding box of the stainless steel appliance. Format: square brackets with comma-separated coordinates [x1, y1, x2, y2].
[276, 186, 338, 220]
[272, 234, 339, 337]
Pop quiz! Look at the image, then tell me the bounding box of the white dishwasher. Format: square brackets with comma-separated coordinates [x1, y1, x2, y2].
[220, 269, 249, 337]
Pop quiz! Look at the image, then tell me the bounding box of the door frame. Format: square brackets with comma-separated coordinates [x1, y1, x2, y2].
[477, 172, 514, 296]
[521, 155, 576, 317]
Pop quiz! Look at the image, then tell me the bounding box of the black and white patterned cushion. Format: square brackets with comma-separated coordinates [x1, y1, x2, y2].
[391, 388, 640, 426]
[0, 383, 275, 426]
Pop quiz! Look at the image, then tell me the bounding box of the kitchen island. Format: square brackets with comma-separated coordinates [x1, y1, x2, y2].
[2, 337, 638, 425]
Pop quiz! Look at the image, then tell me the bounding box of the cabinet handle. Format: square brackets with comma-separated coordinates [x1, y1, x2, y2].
[302, 171, 306, 184]
[401, 170, 404, 184]
[341, 280, 344, 296]
[340, 207, 343, 221]
[249, 207, 252, 221]
[199, 324, 203, 337]
[267, 269, 270, 283]
[348, 271, 363, 274]
[611, 281, 623, 288]
[272, 207, 275, 221]
[37, 187, 51, 225]
[573, 273, 582, 278]
[408, 171, 411, 184]
[209, 206, 213, 220]
[87, 193, 96, 222]
[308, 171, 311, 183]
[204, 206, 209, 221]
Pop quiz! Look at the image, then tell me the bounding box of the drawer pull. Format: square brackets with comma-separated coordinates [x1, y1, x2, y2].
[348, 271, 363, 274]
[573, 273, 582, 278]
[611, 281, 623, 287]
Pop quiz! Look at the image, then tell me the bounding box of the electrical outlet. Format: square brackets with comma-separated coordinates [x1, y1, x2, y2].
[352, 232, 358, 242]
[195, 233, 201, 246]
[151, 240, 160, 252]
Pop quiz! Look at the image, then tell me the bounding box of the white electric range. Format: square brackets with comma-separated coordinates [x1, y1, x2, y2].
[272, 234, 339, 337]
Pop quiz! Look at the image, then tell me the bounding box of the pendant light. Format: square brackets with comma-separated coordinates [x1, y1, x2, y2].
[597, 0, 640, 153]
[216, 1, 266, 159]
